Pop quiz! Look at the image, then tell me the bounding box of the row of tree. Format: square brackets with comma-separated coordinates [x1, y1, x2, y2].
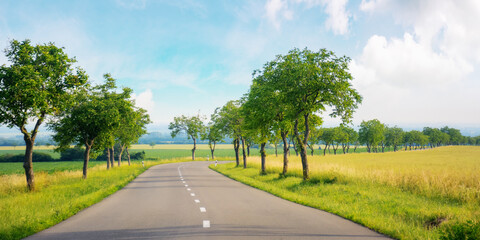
[0, 39, 150, 190]
[170, 48, 479, 181]
[170, 48, 361, 180]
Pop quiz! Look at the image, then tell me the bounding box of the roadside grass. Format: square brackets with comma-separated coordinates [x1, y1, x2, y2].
[210, 146, 480, 240]
[0, 158, 190, 240]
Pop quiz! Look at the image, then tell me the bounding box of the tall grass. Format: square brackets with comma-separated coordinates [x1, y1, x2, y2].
[211, 146, 480, 240]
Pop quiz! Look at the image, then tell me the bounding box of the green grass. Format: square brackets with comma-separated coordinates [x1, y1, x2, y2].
[210, 146, 480, 240]
[0, 161, 105, 175]
[0, 159, 189, 240]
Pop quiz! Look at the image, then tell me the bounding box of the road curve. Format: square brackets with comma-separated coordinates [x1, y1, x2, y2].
[26, 161, 390, 240]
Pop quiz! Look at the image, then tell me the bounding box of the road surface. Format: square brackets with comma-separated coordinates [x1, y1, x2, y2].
[26, 161, 390, 239]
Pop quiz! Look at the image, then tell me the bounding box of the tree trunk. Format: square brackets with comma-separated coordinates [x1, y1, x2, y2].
[247, 142, 250, 157]
[83, 140, 93, 179]
[118, 143, 125, 167]
[323, 144, 328, 156]
[110, 147, 115, 167]
[294, 115, 310, 181]
[275, 143, 278, 157]
[333, 144, 337, 155]
[106, 147, 110, 169]
[209, 140, 216, 160]
[241, 136, 247, 168]
[234, 138, 240, 167]
[260, 142, 266, 175]
[192, 137, 196, 161]
[281, 131, 289, 176]
[126, 147, 131, 166]
[23, 136, 35, 191]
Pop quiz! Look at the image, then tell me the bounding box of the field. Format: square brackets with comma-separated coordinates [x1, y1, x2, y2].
[211, 146, 480, 240]
[2, 145, 478, 239]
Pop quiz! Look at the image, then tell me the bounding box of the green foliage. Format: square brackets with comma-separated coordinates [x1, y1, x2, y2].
[359, 119, 385, 152]
[0, 152, 54, 163]
[0, 39, 87, 131]
[385, 126, 404, 151]
[168, 114, 206, 140]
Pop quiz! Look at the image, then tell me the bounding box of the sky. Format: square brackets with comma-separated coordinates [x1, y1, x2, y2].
[1, 0, 479, 135]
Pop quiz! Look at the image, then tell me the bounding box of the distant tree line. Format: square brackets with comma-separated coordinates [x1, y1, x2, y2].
[0, 39, 150, 190]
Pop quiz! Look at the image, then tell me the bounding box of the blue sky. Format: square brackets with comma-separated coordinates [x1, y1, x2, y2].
[1, 0, 479, 134]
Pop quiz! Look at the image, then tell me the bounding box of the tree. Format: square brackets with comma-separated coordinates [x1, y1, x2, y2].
[169, 114, 206, 161]
[0, 39, 87, 190]
[214, 100, 243, 167]
[267, 48, 361, 180]
[243, 72, 279, 174]
[385, 126, 404, 152]
[336, 125, 355, 154]
[441, 126, 462, 145]
[116, 108, 150, 166]
[149, 142, 156, 149]
[359, 119, 385, 153]
[319, 128, 335, 156]
[202, 115, 224, 160]
[50, 75, 124, 179]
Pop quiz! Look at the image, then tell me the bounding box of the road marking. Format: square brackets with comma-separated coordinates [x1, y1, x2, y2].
[182, 181, 185, 183]
[203, 220, 210, 228]
[187, 188, 191, 191]
[185, 184, 188, 187]
[194, 199, 200, 203]
[190, 193, 195, 196]
[200, 207, 206, 212]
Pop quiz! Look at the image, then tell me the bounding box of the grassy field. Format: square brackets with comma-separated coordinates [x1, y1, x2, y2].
[0, 158, 191, 240]
[0, 161, 106, 175]
[211, 146, 480, 240]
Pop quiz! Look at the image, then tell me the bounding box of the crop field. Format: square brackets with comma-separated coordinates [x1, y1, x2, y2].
[211, 146, 480, 240]
[0, 161, 105, 175]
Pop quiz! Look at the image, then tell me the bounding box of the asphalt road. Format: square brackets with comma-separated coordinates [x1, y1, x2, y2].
[26, 161, 390, 240]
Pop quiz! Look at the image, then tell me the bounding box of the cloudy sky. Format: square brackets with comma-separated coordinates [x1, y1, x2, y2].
[1, 0, 479, 133]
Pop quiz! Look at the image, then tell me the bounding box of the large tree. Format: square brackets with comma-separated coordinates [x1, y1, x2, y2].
[268, 48, 361, 180]
[50, 75, 131, 178]
[169, 114, 205, 161]
[0, 39, 87, 190]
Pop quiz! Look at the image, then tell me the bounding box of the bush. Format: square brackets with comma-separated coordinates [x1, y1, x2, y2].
[130, 151, 145, 160]
[0, 152, 54, 162]
[440, 220, 480, 240]
[60, 147, 85, 161]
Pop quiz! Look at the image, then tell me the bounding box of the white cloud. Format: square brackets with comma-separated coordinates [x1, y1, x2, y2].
[132, 89, 154, 113]
[265, 0, 293, 30]
[359, 0, 480, 64]
[352, 0, 480, 125]
[357, 33, 472, 87]
[322, 0, 350, 35]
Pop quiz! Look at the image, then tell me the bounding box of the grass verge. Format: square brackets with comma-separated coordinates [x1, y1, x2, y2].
[210, 147, 480, 240]
[0, 158, 189, 240]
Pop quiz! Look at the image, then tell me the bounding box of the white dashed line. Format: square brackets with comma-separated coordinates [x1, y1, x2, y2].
[200, 207, 206, 212]
[203, 220, 210, 228]
[194, 199, 200, 203]
[182, 181, 186, 183]
[190, 193, 195, 196]
[185, 184, 188, 187]
[187, 188, 191, 191]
